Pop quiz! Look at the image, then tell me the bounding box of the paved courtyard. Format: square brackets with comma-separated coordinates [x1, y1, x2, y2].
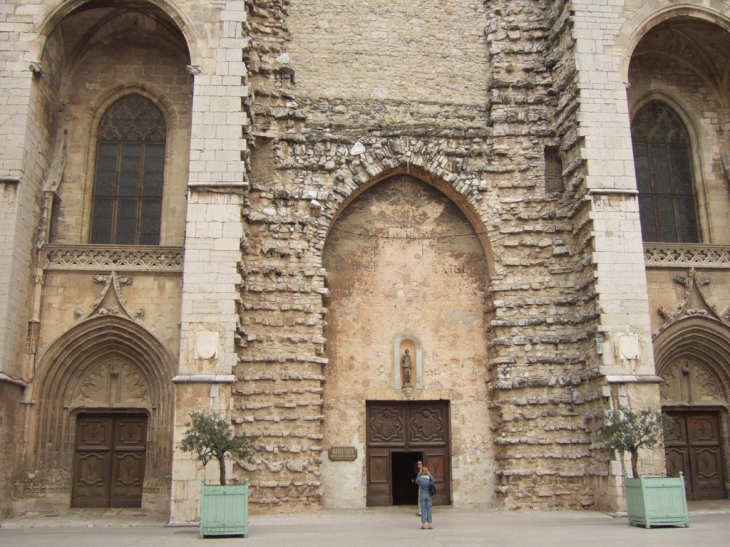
[1, 503, 729, 547]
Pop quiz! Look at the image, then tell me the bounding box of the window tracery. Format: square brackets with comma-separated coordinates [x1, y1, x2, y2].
[631, 101, 699, 243]
[91, 94, 166, 245]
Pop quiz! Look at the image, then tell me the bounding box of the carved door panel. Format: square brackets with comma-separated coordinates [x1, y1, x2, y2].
[686, 414, 725, 500]
[366, 402, 450, 506]
[665, 413, 691, 494]
[366, 447, 392, 506]
[72, 414, 147, 508]
[366, 404, 405, 506]
[409, 404, 450, 505]
[72, 416, 114, 508]
[110, 416, 148, 507]
[666, 412, 726, 500]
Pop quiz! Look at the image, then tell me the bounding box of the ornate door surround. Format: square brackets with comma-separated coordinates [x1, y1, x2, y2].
[366, 400, 450, 506]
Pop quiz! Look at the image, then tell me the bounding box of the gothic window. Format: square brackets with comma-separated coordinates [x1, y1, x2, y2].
[631, 101, 699, 243]
[91, 94, 166, 245]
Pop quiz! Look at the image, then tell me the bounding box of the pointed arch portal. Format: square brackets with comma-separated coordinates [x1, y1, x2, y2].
[33, 315, 176, 508]
[320, 173, 492, 508]
[655, 318, 730, 500]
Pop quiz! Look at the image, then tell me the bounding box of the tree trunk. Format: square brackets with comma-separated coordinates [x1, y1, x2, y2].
[630, 450, 639, 479]
[218, 457, 227, 485]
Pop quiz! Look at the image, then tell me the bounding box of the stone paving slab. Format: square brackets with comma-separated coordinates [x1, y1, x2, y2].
[1, 506, 729, 547]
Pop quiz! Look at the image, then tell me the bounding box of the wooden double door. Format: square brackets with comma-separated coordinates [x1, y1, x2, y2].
[665, 411, 727, 500]
[366, 401, 450, 506]
[72, 414, 148, 508]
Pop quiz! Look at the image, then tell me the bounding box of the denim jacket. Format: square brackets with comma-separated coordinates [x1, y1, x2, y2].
[415, 474, 434, 497]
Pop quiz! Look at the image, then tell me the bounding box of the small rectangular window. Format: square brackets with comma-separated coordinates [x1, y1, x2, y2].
[544, 146, 564, 193]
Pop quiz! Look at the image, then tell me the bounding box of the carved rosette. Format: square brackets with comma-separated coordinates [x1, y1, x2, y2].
[370, 408, 403, 442]
[410, 408, 444, 442]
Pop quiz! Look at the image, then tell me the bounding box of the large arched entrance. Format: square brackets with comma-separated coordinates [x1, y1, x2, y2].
[320, 174, 493, 508]
[655, 319, 730, 500]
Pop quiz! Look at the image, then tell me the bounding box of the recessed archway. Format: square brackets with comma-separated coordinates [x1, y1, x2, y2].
[319, 173, 493, 508]
[654, 318, 730, 500]
[32, 315, 176, 510]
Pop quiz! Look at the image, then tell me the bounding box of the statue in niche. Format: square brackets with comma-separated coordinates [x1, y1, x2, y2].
[401, 349, 413, 387]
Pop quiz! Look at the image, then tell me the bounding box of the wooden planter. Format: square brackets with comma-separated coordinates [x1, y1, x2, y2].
[625, 473, 689, 529]
[199, 479, 249, 538]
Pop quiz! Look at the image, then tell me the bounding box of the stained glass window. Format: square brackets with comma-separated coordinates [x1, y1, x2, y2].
[631, 101, 699, 243]
[91, 94, 166, 245]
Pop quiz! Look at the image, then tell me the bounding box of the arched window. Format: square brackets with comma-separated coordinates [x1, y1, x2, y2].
[631, 101, 699, 243]
[91, 94, 166, 245]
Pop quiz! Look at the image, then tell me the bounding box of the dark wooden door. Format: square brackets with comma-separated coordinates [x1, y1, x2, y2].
[666, 411, 726, 500]
[72, 414, 147, 508]
[366, 401, 450, 506]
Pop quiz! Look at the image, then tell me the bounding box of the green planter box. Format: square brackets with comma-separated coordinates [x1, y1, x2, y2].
[199, 479, 249, 538]
[625, 473, 689, 529]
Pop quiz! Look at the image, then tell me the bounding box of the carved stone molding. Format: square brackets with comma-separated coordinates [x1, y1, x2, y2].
[644, 243, 730, 269]
[73, 360, 149, 404]
[659, 360, 723, 404]
[45, 245, 183, 272]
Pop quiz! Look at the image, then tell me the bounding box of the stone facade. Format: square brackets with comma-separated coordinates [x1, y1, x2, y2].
[1, 0, 730, 522]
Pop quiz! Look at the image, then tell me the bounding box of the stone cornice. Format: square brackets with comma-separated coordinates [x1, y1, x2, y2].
[44, 245, 184, 272]
[172, 374, 236, 384]
[644, 243, 730, 269]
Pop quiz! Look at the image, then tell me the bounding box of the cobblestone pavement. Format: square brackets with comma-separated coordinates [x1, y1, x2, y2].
[1, 502, 729, 547]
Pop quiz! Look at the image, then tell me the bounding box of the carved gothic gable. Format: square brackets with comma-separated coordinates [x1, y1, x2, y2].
[654, 268, 730, 339]
[659, 361, 723, 404]
[75, 271, 145, 322]
[71, 360, 149, 404]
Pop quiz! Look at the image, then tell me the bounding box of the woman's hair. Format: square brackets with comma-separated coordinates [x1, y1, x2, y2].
[421, 467, 430, 476]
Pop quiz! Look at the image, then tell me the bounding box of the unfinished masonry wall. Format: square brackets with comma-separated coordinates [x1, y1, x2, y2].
[232, 0, 611, 511]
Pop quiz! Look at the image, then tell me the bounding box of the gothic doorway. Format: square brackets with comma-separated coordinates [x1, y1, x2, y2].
[665, 411, 727, 500]
[366, 401, 450, 506]
[71, 413, 148, 508]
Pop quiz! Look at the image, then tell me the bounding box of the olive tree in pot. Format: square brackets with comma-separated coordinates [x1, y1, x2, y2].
[598, 407, 688, 528]
[180, 411, 258, 538]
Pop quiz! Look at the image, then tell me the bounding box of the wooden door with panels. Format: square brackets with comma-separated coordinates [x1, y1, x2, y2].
[72, 413, 148, 508]
[665, 411, 726, 500]
[366, 401, 450, 506]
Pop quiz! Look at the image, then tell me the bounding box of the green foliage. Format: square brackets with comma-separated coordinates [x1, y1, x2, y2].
[179, 411, 258, 485]
[597, 407, 674, 478]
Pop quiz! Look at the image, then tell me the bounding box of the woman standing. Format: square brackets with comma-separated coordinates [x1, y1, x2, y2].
[414, 466, 434, 529]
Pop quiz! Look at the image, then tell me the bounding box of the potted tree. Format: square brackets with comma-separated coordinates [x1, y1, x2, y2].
[179, 411, 258, 538]
[597, 407, 688, 528]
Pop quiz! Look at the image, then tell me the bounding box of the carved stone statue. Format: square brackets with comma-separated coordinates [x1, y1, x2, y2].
[401, 349, 412, 387]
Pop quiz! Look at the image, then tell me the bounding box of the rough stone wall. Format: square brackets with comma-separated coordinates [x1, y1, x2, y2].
[231, 0, 615, 511]
[482, 0, 609, 510]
